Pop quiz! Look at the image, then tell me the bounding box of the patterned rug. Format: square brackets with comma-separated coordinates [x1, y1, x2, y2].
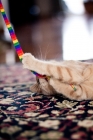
[0, 61, 93, 140]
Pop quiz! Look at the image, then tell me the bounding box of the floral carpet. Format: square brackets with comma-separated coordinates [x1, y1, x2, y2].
[0, 62, 93, 140]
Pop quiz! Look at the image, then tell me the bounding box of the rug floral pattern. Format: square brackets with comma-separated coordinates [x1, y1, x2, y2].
[0, 63, 93, 140]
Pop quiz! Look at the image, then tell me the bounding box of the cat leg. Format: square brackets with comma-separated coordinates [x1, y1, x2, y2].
[22, 53, 84, 84]
[49, 78, 87, 100]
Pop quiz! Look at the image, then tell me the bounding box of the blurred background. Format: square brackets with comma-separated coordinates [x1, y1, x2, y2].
[0, 0, 93, 64]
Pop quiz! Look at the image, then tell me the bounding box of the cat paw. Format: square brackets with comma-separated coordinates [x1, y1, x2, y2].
[22, 53, 35, 69]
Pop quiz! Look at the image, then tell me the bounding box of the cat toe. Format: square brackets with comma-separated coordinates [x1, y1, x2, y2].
[22, 56, 29, 68]
[23, 53, 35, 59]
[22, 53, 32, 61]
[22, 53, 35, 69]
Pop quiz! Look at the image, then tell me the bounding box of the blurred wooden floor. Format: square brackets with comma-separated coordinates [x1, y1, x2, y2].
[0, 14, 93, 64]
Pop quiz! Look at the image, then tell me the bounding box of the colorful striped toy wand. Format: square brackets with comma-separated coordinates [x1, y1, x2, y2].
[0, 0, 23, 61]
[0, 0, 76, 91]
[0, 0, 50, 80]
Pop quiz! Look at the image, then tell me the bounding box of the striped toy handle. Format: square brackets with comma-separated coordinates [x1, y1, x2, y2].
[0, 0, 24, 61]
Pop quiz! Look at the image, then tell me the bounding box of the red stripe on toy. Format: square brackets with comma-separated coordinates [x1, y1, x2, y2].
[0, 3, 3, 9]
[11, 34, 17, 40]
[17, 50, 24, 56]
[4, 18, 10, 25]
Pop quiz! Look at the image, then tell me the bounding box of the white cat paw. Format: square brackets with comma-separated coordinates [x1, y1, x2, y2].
[22, 53, 35, 69]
